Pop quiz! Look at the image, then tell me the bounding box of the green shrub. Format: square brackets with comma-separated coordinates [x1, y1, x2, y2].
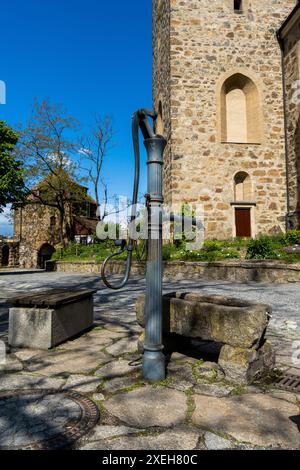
[281, 252, 300, 264]
[203, 240, 223, 252]
[282, 230, 300, 247]
[162, 244, 172, 260]
[246, 236, 279, 260]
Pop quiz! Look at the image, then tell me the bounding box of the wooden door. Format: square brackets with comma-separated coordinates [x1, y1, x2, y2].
[235, 208, 251, 237]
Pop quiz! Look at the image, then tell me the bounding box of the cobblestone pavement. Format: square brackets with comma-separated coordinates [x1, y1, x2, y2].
[0, 269, 299, 450]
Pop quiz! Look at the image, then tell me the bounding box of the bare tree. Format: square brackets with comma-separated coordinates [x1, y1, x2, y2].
[80, 115, 114, 220]
[18, 99, 85, 247]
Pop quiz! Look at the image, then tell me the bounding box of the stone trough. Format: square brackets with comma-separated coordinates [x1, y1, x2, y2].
[136, 292, 275, 385]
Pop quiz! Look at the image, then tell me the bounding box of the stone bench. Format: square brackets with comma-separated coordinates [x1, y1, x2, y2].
[135, 292, 275, 385]
[9, 289, 96, 350]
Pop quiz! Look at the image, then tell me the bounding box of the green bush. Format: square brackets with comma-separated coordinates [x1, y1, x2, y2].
[162, 244, 172, 261]
[282, 230, 300, 247]
[203, 240, 223, 252]
[246, 236, 279, 260]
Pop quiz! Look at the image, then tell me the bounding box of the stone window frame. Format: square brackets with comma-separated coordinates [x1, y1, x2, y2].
[216, 68, 265, 146]
[233, 171, 254, 202]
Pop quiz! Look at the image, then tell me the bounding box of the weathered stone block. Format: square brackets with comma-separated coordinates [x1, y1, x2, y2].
[136, 292, 271, 349]
[9, 297, 94, 350]
[218, 341, 275, 385]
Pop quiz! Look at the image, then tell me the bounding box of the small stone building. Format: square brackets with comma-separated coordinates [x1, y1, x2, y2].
[11, 182, 98, 269]
[278, 2, 300, 230]
[153, 0, 297, 239]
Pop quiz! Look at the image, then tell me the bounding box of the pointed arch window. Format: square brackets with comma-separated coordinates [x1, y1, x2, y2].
[220, 73, 262, 144]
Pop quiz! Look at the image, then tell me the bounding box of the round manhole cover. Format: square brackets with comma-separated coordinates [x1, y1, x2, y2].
[0, 389, 100, 450]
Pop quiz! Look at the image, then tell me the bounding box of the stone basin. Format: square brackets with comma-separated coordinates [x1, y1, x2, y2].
[136, 292, 271, 350]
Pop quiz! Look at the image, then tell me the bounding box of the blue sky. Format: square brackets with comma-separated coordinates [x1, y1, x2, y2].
[0, 0, 152, 236]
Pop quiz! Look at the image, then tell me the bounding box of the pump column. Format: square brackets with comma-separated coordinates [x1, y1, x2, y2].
[142, 135, 167, 382]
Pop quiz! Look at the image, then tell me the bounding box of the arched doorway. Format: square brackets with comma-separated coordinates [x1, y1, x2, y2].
[1, 245, 9, 266]
[38, 244, 55, 269]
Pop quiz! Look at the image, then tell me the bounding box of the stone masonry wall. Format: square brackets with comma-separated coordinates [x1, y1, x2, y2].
[14, 205, 67, 268]
[55, 259, 300, 283]
[153, 0, 296, 239]
[153, 0, 172, 205]
[282, 17, 300, 229]
[0, 242, 19, 267]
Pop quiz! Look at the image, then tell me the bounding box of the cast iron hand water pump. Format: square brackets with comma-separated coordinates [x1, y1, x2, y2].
[101, 109, 198, 382]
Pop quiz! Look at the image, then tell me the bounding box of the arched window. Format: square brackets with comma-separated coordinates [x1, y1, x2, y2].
[220, 73, 262, 144]
[234, 171, 252, 201]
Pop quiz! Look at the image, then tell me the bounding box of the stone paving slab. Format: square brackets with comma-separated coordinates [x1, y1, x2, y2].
[104, 386, 188, 428]
[102, 375, 139, 394]
[82, 425, 142, 444]
[61, 332, 116, 351]
[13, 350, 44, 362]
[79, 428, 202, 451]
[0, 356, 23, 373]
[105, 336, 139, 357]
[26, 349, 112, 376]
[0, 373, 66, 391]
[193, 382, 234, 398]
[95, 358, 140, 380]
[192, 393, 300, 449]
[204, 431, 232, 450]
[62, 375, 102, 394]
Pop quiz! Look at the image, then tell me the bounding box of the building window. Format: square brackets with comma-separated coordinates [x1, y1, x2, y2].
[234, 172, 252, 201]
[234, 0, 243, 13]
[220, 73, 262, 144]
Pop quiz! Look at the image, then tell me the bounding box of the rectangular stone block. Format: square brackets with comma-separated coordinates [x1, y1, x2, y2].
[218, 341, 275, 385]
[9, 297, 94, 350]
[135, 292, 271, 349]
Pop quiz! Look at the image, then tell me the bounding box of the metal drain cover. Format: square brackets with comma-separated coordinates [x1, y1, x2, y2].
[0, 389, 99, 450]
[276, 373, 300, 393]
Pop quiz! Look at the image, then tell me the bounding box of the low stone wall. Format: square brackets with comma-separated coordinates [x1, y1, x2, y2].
[54, 260, 300, 283]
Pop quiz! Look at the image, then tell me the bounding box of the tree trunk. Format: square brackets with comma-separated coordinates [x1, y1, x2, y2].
[58, 207, 66, 248]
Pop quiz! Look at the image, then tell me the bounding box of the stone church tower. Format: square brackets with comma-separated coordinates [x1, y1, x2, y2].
[153, 0, 296, 239]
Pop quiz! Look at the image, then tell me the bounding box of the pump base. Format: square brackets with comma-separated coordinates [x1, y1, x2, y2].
[142, 350, 165, 382]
